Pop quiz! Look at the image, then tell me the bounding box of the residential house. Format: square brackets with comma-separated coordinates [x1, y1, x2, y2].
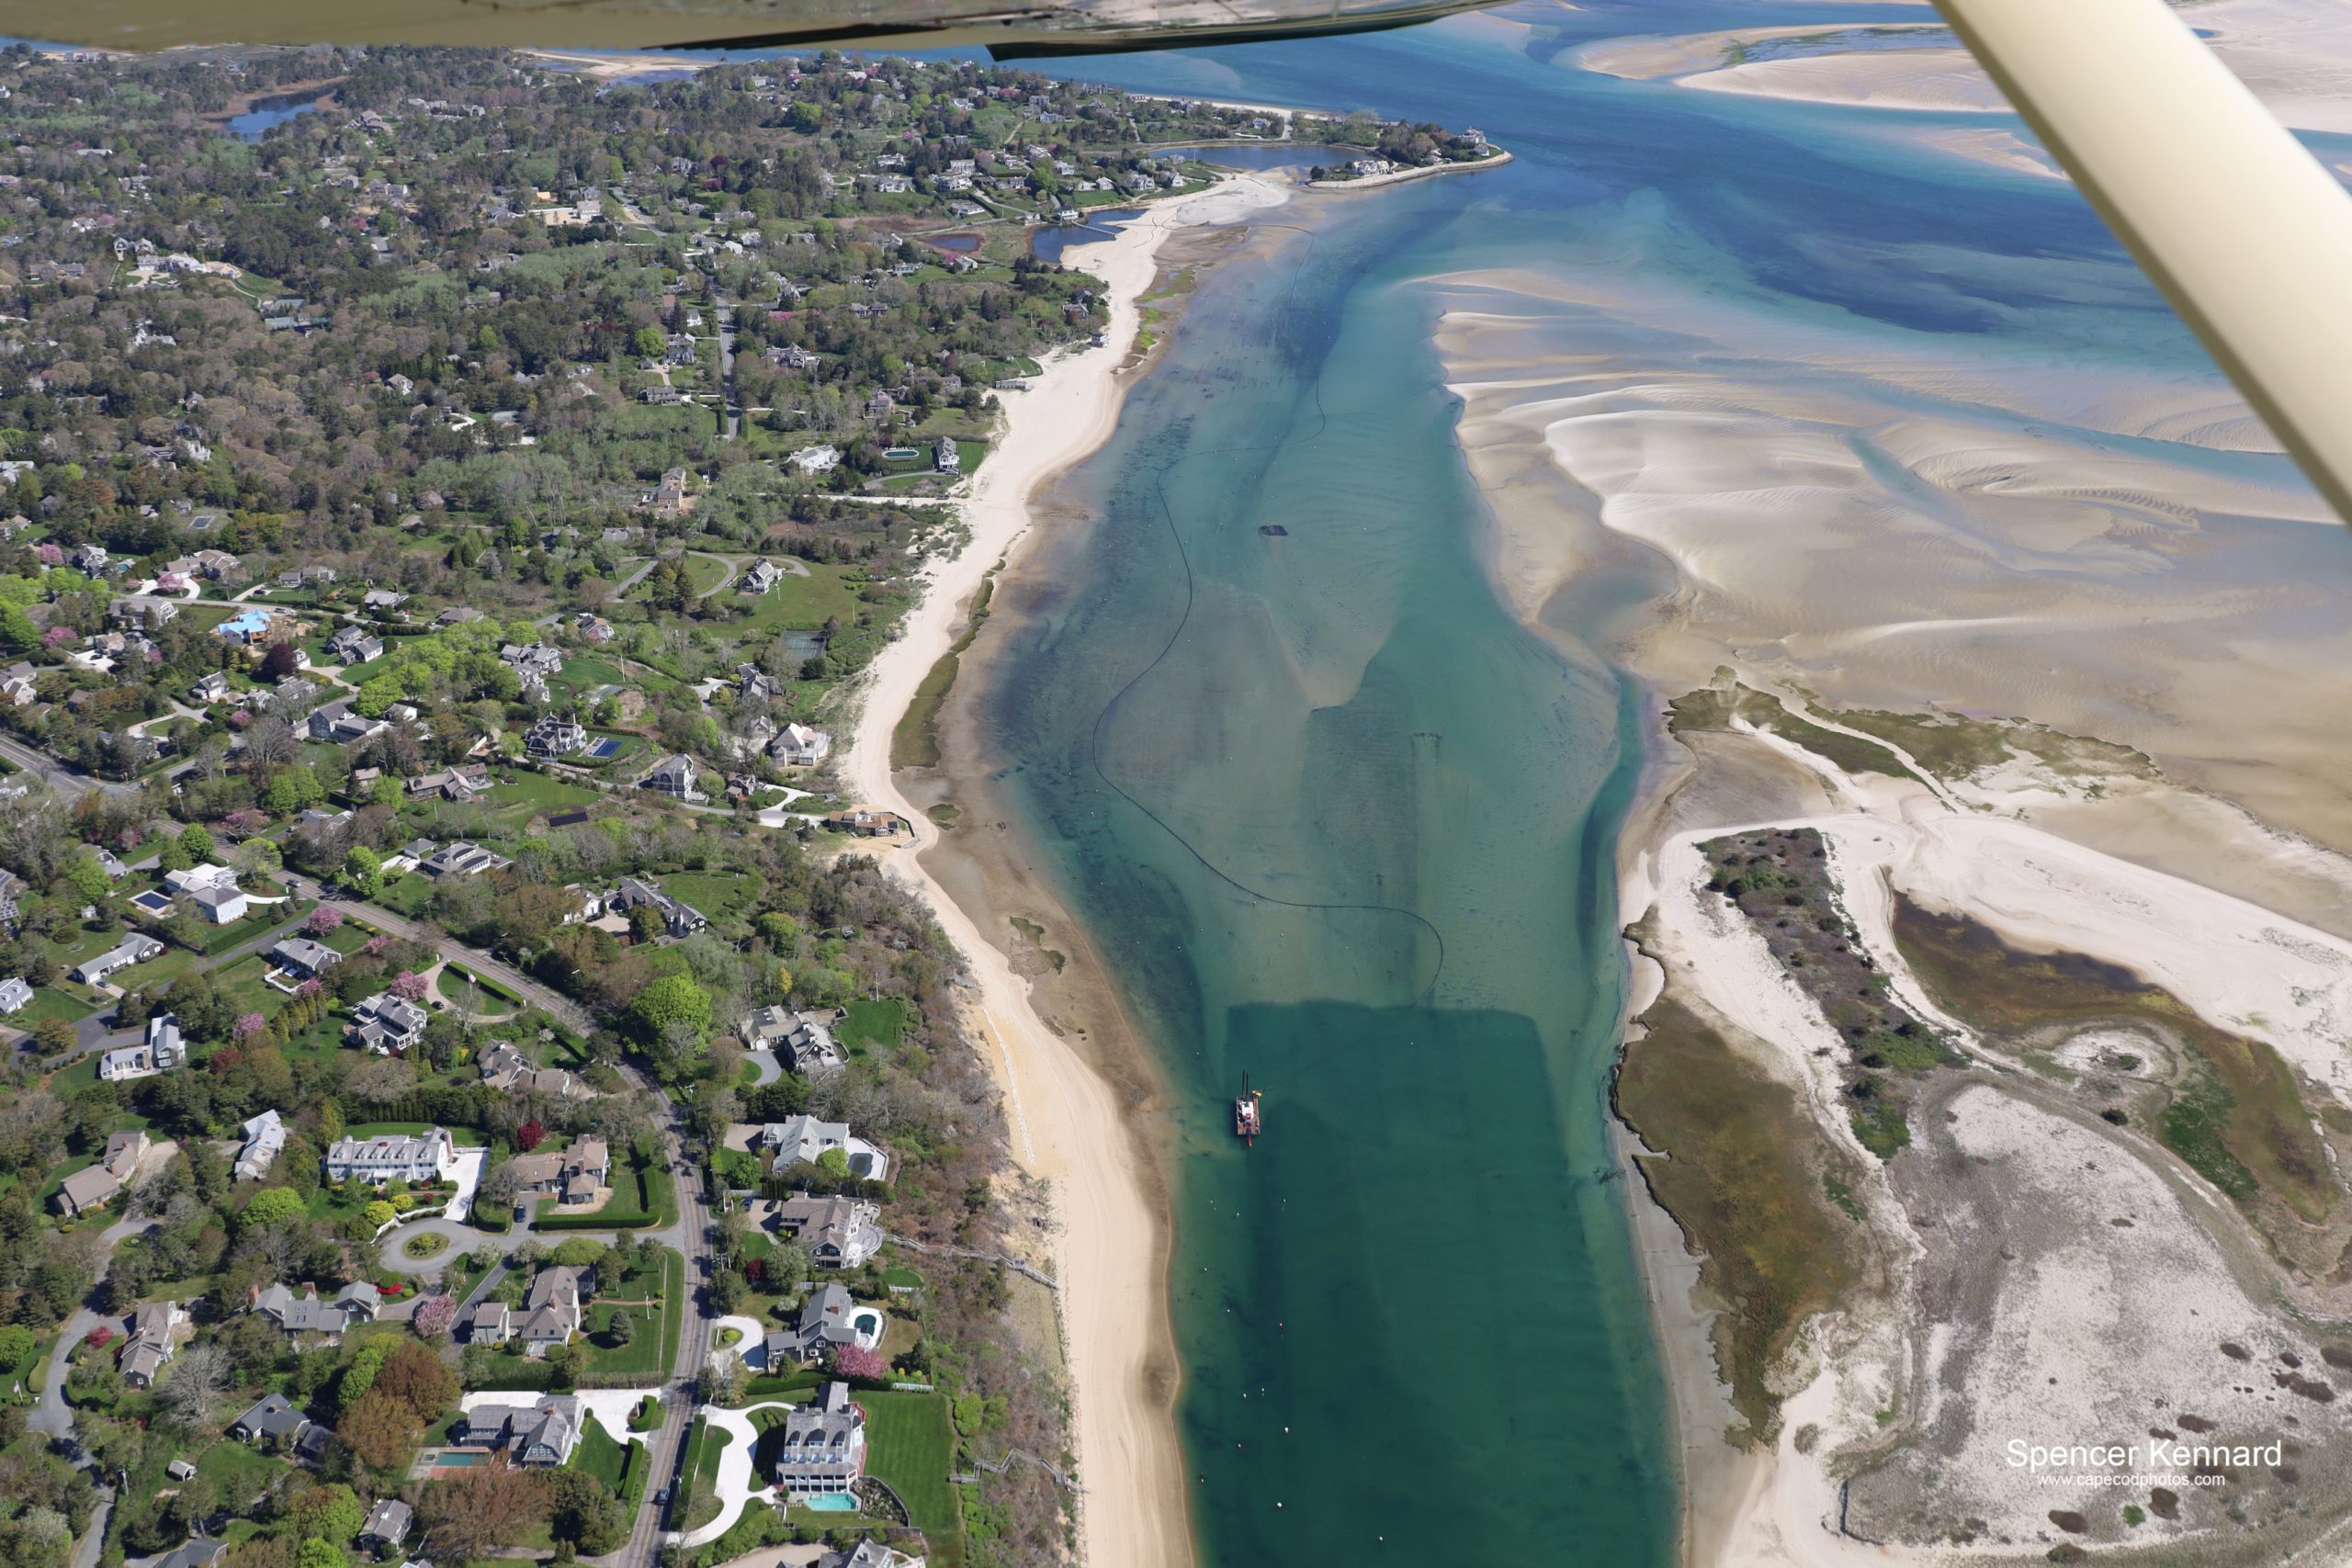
[188, 671, 230, 704]
[324, 1125, 455, 1184]
[119, 1298, 186, 1386]
[786, 445, 840, 476]
[0, 976, 31, 1015]
[744, 1008, 844, 1077]
[357, 1501, 413, 1551]
[771, 1194, 884, 1269]
[525, 714, 589, 759]
[269, 938, 341, 981]
[234, 1109, 288, 1179]
[253, 1280, 379, 1335]
[934, 435, 960, 475]
[736, 663, 778, 707]
[770, 1382, 866, 1499]
[345, 991, 431, 1054]
[816, 1542, 924, 1568]
[164, 863, 237, 895]
[501, 643, 564, 681]
[639, 468, 693, 518]
[308, 699, 387, 745]
[516, 1264, 594, 1352]
[457, 1394, 583, 1465]
[408, 765, 492, 804]
[740, 559, 784, 594]
[762, 1114, 889, 1182]
[574, 613, 616, 644]
[479, 1040, 589, 1100]
[608, 877, 707, 938]
[56, 1130, 151, 1218]
[772, 722, 831, 766]
[763, 1281, 862, 1365]
[79, 932, 165, 988]
[466, 1301, 513, 1345]
[639, 753, 705, 803]
[420, 840, 512, 876]
[325, 627, 382, 665]
[187, 882, 250, 925]
[360, 589, 407, 615]
[230, 1392, 313, 1447]
[96, 1013, 183, 1084]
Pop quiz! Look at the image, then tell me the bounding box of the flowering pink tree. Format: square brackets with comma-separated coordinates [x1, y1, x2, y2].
[830, 1344, 888, 1382]
[34, 543, 62, 567]
[222, 808, 266, 838]
[390, 971, 428, 1002]
[117, 827, 141, 851]
[363, 934, 390, 957]
[40, 625, 73, 650]
[295, 978, 323, 1000]
[233, 1012, 268, 1043]
[84, 1325, 114, 1349]
[413, 1293, 458, 1339]
[303, 906, 344, 937]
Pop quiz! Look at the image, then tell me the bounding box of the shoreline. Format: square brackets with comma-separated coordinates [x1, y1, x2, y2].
[1306, 148, 1514, 191]
[838, 172, 1292, 1568]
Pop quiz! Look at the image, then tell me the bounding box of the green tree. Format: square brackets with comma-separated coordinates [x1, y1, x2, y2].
[296, 1538, 347, 1568]
[62, 851, 111, 906]
[627, 974, 711, 1048]
[289, 1483, 365, 1545]
[264, 765, 325, 816]
[344, 846, 383, 898]
[241, 1187, 305, 1231]
[177, 824, 215, 863]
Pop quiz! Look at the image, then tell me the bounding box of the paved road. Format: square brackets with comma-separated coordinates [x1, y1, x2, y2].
[30, 1211, 154, 1441]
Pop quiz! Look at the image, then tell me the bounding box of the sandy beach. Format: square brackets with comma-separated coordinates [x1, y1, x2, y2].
[1578, 0, 2352, 134]
[838, 174, 1289, 1568]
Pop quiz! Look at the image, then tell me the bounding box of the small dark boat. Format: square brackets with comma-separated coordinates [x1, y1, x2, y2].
[1234, 1074, 1262, 1146]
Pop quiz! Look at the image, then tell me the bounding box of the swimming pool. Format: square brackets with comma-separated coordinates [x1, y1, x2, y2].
[801, 1493, 859, 1512]
[431, 1450, 487, 1467]
[850, 1309, 884, 1348]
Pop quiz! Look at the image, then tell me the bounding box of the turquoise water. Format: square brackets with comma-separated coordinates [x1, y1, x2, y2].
[428, 1450, 487, 1467]
[945, 5, 2339, 1565]
[801, 1492, 860, 1512]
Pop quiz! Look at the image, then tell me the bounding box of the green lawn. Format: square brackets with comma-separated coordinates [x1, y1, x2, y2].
[731, 562, 867, 633]
[17, 987, 99, 1030]
[858, 1392, 960, 1550]
[568, 1412, 642, 1494]
[194, 1437, 286, 1509]
[376, 873, 435, 917]
[658, 873, 757, 927]
[838, 998, 908, 1055]
[575, 1247, 684, 1382]
[483, 772, 603, 827]
[436, 964, 521, 1010]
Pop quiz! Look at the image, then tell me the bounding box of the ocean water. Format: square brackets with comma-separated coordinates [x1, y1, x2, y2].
[956, 5, 2333, 1564]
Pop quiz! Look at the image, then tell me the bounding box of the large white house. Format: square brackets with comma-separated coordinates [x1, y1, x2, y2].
[761, 1114, 889, 1182]
[324, 1126, 457, 1185]
[99, 1012, 185, 1080]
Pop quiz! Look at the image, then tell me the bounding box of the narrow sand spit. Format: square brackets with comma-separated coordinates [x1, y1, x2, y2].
[840, 174, 1290, 1568]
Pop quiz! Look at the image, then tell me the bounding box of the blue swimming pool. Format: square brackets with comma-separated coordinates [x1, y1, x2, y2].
[801, 1493, 859, 1512]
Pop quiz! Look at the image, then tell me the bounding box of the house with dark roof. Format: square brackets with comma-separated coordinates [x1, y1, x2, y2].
[345, 992, 430, 1055]
[457, 1394, 583, 1465]
[230, 1391, 315, 1448]
[638, 752, 705, 803]
[771, 1193, 883, 1269]
[253, 1280, 380, 1336]
[763, 1282, 863, 1366]
[526, 714, 589, 759]
[269, 937, 341, 980]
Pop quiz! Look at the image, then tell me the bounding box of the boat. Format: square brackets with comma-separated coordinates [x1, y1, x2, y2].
[1234, 1075, 1262, 1146]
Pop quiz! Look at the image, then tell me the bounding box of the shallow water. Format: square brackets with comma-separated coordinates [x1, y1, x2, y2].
[952, 4, 2340, 1564]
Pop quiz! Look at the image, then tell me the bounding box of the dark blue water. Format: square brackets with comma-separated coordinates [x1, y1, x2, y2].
[1030, 207, 1145, 261]
[226, 88, 330, 140]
